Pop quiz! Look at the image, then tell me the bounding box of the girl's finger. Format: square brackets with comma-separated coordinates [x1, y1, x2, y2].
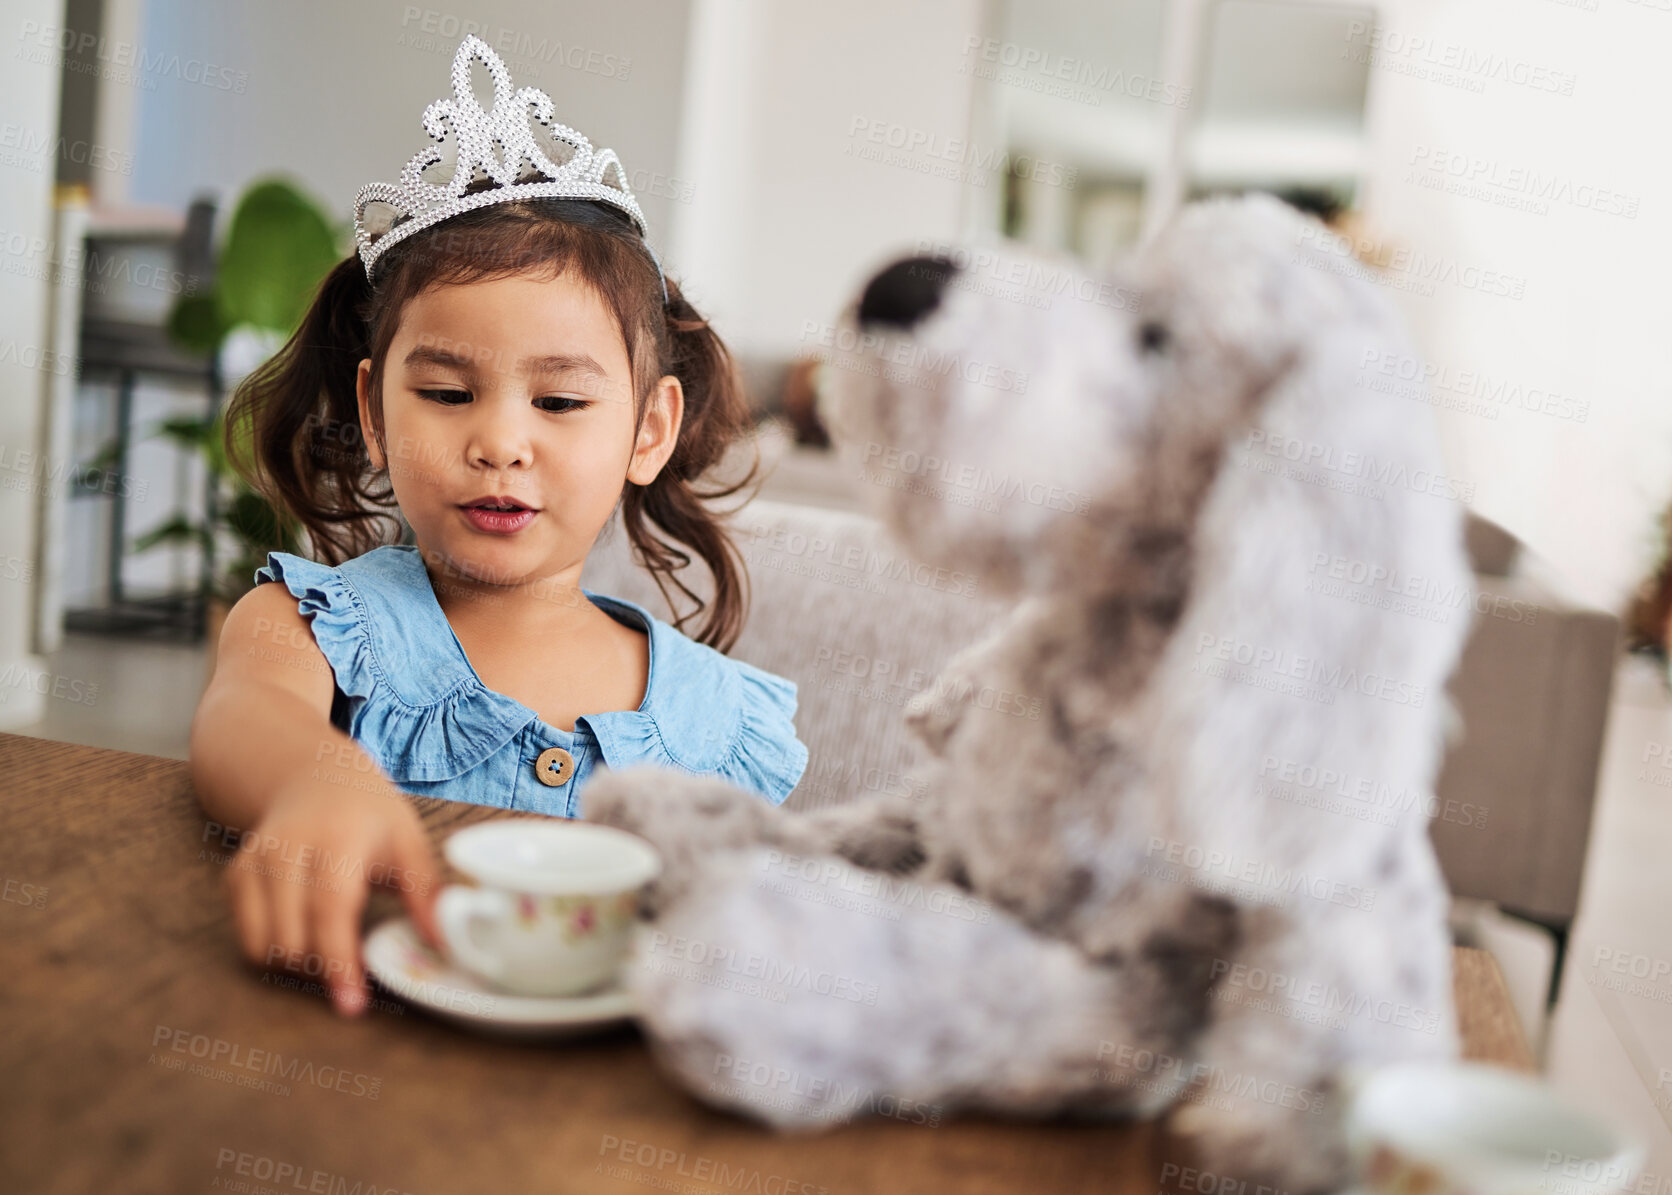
[388, 821, 443, 949]
[225, 863, 271, 966]
[265, 855, 310, 973]
[311, 874, 371, 1017]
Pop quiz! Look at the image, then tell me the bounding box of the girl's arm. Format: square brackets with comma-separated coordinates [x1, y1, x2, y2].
[190, 582, 440, 1015]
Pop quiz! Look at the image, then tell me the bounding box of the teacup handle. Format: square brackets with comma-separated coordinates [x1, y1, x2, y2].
[436, 885, 514, 986]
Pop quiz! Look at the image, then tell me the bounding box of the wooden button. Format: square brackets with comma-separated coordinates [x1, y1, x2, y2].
[535, 747, 575, 787]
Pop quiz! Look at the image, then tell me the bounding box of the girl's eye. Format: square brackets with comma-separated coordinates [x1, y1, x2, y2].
[418, 389, 471, 406]
[535, 397, 589, 414]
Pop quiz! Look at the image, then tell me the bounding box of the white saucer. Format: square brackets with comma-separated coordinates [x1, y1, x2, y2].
[362, 916, 637, 1038]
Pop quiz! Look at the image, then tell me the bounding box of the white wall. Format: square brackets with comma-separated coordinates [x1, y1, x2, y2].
[0, 0, 66, 728]
[1358, 0, 1672, 611]
[667, 0, 987, 357]
[123, 0, 693, 253]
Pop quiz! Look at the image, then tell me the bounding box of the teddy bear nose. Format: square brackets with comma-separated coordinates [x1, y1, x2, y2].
[857, 255, 956, 329]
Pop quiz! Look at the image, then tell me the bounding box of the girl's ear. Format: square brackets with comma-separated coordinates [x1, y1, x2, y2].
[626, 374, 685, 486]
[355, 359, 387, 471]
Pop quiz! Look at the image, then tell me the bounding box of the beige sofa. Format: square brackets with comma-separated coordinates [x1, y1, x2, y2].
[583, 485, 1618, 985]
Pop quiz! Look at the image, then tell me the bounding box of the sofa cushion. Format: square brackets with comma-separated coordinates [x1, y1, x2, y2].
[582, 499, 1014, 812]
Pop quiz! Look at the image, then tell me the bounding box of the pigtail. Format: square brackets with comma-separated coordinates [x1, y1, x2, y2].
[620, 278, 762, 653]
[223, 255, 398, 565]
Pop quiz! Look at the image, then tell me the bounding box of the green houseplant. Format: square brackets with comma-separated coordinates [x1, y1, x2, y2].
[140, 179, 343, 638]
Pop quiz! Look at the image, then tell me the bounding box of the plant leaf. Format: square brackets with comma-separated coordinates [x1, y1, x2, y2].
[131, 513, 211, 554]
[166, 292, 229, 355]
[216, 179, 341, 333]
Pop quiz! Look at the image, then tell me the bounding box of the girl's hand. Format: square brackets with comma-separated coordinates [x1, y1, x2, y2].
[225, 776, 441, 1016]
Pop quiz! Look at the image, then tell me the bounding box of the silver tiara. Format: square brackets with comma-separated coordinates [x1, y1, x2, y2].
[352, 34, 663, 296]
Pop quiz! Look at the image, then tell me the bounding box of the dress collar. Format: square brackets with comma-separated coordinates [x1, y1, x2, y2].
[398, 545, 741, 773]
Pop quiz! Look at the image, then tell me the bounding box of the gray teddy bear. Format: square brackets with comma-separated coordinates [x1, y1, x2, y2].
[584, 194, 1472, 1193]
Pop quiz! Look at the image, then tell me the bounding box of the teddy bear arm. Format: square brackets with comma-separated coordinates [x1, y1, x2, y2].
[630, 849, 1177, 1128]
[766, 796, 930, 876]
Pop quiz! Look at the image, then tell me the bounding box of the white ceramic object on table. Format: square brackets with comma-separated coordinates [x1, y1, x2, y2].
[363, 916, 636, 1038]
[1344, 1060, 1643, 1195]
[434, 820, 660, 997]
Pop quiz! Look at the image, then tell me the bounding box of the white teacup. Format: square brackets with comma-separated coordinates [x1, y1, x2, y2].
[435, 821, 660, 997]
[1346, 1060, 1643, 1195]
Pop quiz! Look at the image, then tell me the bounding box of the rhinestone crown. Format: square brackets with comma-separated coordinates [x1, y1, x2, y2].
[353, 34, 653, 282]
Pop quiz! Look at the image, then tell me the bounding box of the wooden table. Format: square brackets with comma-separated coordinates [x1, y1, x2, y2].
[0, 734, 1533, 1194]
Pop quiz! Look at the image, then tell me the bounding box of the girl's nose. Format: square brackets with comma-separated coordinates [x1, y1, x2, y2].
[463, 407, 534, 472]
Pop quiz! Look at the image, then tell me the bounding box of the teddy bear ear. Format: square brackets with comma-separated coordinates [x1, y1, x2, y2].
[856, 255, 956, 330]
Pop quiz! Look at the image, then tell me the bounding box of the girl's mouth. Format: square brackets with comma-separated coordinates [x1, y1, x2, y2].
[458, 496, 539, 535]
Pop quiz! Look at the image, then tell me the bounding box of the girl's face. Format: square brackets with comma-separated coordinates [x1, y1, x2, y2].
[356, 271, 682, 591]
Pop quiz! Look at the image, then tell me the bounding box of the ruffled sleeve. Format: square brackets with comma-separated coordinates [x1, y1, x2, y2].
[717, 660, 809, 806]
[253, 551, 379, 710]
[252, 548, 537, 783]
[580, 648, 810, 808]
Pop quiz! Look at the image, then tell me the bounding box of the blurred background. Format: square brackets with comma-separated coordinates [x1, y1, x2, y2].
[2, 0, 1672, 1169]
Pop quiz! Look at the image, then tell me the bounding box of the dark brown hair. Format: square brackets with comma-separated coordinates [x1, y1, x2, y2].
[224, 198, 761, 651]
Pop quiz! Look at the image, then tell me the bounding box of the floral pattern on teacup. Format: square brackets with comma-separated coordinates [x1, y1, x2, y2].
[501, 890, 640, 937]
[1363, 1143, 1452, 1195]
[541, 893, 634, 943]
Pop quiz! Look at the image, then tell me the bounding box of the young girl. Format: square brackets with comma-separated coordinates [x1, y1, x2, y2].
[190, 37, 807, 1015]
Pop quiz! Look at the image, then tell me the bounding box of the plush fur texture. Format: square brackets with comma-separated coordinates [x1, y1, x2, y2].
[584, 195, 1472, 1192]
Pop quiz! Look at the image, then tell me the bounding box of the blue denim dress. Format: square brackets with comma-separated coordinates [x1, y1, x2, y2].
[253, 546, 807, 817]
